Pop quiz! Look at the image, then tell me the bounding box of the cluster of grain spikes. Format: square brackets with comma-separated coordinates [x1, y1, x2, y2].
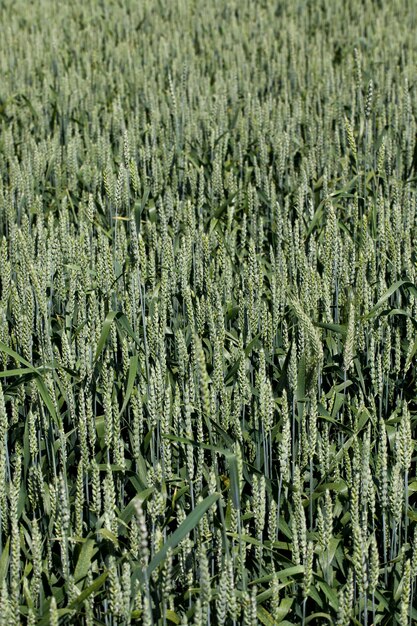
[0, 0, 416, 624]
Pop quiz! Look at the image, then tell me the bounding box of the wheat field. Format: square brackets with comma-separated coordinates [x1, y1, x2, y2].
[0, 0, 417, 624]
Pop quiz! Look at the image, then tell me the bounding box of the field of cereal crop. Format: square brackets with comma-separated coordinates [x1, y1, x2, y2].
[1, 1, 417, 624]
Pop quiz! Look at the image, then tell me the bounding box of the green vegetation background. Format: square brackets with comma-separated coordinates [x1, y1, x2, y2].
[0, 0, 416, 624]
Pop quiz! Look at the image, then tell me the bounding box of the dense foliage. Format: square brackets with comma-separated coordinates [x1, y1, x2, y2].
[0, 0, 417, 623]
